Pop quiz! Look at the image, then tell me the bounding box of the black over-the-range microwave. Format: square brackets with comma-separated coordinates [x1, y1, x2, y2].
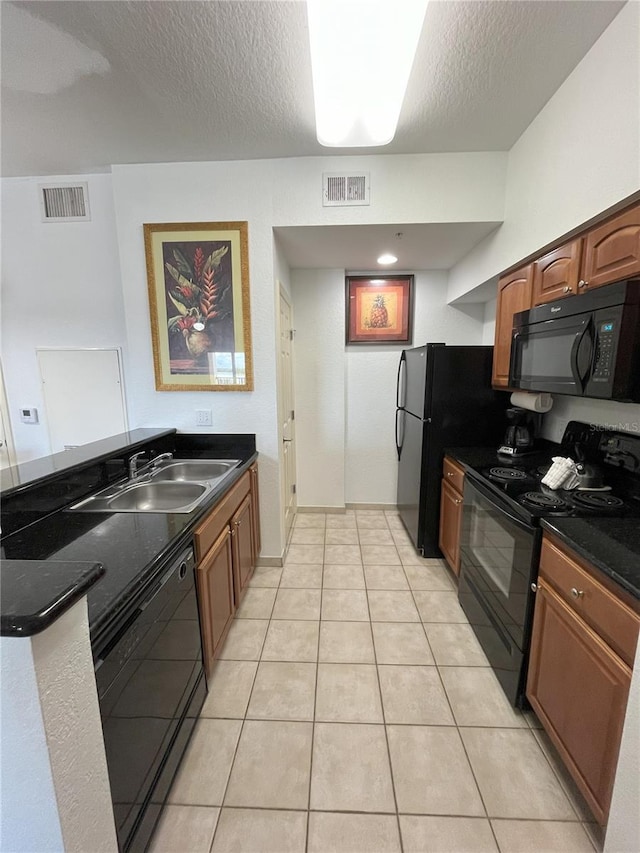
[509, 279, 640, 401]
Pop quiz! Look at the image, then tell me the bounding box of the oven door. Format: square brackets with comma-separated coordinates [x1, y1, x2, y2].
[458, 475, 540, 706]
[510, 312, 595, 396]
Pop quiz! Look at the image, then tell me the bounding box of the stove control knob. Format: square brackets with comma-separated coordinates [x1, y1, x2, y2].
[571, 587, 584, 599]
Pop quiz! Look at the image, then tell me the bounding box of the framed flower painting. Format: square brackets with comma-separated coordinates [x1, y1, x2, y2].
[144, 221, 253, 391]
[346, 275, 414, 344]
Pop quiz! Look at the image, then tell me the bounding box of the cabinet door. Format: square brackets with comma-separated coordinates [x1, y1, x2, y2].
[492, 265, 533, 387]
[249, 463, 261, 564]
[526, 580, 631, 824]
[196, 526, 234, 678]
[438, 479, 463, 576]
[231, 494, 254, 606]
[532, 239, 582, 305]
[581, 204, 640, 290]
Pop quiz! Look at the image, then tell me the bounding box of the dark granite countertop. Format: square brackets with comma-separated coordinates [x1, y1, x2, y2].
[1, 560, 106, 637]
[0, 428, 175, 497]
[1, 433, 258, 649]
[445, 441, 561, 474]
[541, 518, 640, 600]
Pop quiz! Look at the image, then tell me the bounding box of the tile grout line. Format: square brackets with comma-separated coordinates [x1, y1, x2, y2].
[360, 516, 405, 853]
[207, 558, 284, 853]
[304, 516, 325, 853]
[397, 537, 497, 840]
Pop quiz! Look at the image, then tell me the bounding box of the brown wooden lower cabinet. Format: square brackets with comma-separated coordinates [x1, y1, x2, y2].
[231, 493, 255, 605]
[438, 457, 465, 576]
[193, 465, 260, 679]
[526, 535, 639, 825]
[196, 527, 235, 674]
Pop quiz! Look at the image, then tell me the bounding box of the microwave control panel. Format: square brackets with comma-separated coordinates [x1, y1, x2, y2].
[591, 317, 617, 382]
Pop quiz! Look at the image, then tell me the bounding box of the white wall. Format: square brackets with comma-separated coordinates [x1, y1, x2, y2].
[108, 153, 507, 555]
[291, 269, 346, 509]
[0, 600, 117, 853]
[481, 298, 497, 345]
[541, 397, 640, 443]
[0, 636, 65, 852]
[605, 639, 640, 853]
[448, 1, 640, 302]
[291, 269, 485, 508]
[0, 174, 127, 462]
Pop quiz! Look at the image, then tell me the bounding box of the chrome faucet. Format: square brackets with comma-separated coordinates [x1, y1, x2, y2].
[128, 451, 147, 479]
[151, 452, 173, 471]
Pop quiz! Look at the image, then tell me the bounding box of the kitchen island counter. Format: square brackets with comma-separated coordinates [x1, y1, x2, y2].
[0, 430, 257, 650]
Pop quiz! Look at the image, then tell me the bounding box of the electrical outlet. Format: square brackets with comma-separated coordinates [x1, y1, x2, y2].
[195, 409, 212, 426]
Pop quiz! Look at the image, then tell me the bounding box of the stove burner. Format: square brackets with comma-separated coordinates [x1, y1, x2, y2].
[570, 492, 625, 513]
[519, 491, 568, 511]
[488, 467, 530, 482]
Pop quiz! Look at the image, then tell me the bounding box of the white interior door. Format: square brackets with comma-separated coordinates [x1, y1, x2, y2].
[278, 288, 297, 542]
[37, 348, 127, 453]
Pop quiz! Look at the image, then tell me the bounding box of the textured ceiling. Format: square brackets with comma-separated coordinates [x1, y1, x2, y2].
[1, 0, 624, 177]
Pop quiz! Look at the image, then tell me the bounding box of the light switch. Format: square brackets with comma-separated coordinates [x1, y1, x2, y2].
[195, 409, 212, 426]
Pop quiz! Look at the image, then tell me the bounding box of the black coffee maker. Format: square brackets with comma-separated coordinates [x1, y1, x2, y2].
[498, 407, 539, 457]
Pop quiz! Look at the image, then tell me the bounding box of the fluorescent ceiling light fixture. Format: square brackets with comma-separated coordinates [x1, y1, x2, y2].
[377, 253, 398, 265]
[307, 0, 428, 147]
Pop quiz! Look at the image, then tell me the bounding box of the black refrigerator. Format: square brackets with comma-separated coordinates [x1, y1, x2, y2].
[395, 344, 507, 556]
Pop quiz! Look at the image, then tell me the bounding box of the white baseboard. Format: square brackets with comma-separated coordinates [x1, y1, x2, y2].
[256, 556, 284, 567]
[346, 502, 398, 511]
[296, 506, 347, 514]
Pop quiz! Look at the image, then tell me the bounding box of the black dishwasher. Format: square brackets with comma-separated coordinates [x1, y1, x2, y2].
[94, 546, 206, 852]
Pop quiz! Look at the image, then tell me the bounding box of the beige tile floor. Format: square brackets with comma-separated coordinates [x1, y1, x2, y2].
[150, 510, 605, 853]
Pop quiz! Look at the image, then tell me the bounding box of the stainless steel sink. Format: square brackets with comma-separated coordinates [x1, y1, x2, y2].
[69, 457, 242, 513]
[150, 459, 240, 482]
[108, 481, 208, 512]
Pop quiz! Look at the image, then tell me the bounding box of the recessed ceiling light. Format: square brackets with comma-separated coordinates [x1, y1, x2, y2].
[377, 253, 398, 265]
[307, 0, 429, 147]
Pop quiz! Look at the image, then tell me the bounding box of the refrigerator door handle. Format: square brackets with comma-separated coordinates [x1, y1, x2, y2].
[396, 352, 406, 409]
[395, 408, 404, 460]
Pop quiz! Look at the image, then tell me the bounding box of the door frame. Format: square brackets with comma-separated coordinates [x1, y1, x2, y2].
[276, 283, 297, 555]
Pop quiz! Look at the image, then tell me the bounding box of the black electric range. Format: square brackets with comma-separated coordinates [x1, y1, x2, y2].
[457, 420, 640, 707]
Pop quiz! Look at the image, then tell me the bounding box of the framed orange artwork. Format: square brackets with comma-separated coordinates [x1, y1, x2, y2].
[346, 275, 414, 344]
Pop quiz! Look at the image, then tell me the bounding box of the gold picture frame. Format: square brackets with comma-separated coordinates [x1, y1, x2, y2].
[144, 221, 253, 391]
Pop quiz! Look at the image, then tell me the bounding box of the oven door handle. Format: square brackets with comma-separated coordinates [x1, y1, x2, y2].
[464, 474, 535, 534]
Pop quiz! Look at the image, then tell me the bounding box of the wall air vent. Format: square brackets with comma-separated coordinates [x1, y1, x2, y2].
[39, 182, 90, 222]
[322, 172, 370, 207]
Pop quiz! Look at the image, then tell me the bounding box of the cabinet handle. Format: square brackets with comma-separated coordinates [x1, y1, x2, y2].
[454, 498, 462, 505]
[570, 587, 584, 599]
[531, 582, 538, 592]
[578, 279, 587, 288]
[230, 527, 236, 537]
[236, 520, 242, 527]
[447, 471, 455, 477]
[563, 286, 571, 293]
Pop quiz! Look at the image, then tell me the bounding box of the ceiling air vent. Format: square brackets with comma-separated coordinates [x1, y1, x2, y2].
[322, 172, 370, 207]
[39, 182, 90, 222]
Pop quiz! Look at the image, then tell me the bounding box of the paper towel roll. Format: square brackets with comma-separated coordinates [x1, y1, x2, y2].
[509, 391, 554, 413]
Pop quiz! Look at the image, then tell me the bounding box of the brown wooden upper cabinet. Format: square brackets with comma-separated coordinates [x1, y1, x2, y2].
[532, 238, 583, 305]
[492, 264, 533, 387]
[581, 204, 640, 290]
